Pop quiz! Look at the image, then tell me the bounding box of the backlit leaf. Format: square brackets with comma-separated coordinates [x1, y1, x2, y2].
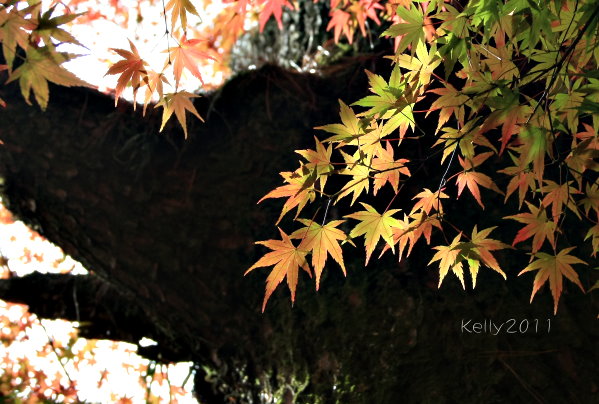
[345, 203, 401, 265]
[246, 228, 311, 312]
[519, 247, 586, 314]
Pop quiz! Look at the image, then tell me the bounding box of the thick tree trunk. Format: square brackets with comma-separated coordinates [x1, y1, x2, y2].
[0, 63, 597, 403]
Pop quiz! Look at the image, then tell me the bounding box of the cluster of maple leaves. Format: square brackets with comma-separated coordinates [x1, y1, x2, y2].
[246, 0, 599, 314]
[1, 0, 598, 315]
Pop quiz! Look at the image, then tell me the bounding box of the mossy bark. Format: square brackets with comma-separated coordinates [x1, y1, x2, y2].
[0, 63, 597, 403]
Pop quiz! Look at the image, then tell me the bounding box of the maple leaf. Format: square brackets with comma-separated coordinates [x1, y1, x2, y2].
[0, 3, 38, 69]
[380, 213, 413, 260]
[518, 125, 550, 183]
[433, 120, 480, 163]
[579, 183, 599, 216]
[585, 223, 599, 257]
[428, 234, 465, 288]
[426, 83, 467, 133]
[155, 91, 204, 138]
[327, 8, 353, 44]
[165, 0, 199, 30]
[477, 44, 519, 81]
[31, 6, 84, 49]
[395, 41, 441, 87]
[259, 0, 294, 32]
[461, 226, 509, 287]
[519, 247, 586, 314]
[295, 137, 334, 189]
[166, 35, 216, 88]
[316, 100, 365, 144]
[142, 70, 169, 116]
[348, 0, 383, 38]
[345, 203, 401, 265]
[505, 202, 557, 253]
[382, 3, 425, 55]
[371, 141, 410, 195]
[105, 40, 148, 106]
[259, 168, 316, 224]
[566, 135, 599, 187]
[499, 154, 536, 208]
[290, 219, 347, 289]
[455, 152, 503, 209]
[410, 188, 449, 215]
[352, 67, 410, 119]
[6, 47, 92, 110]
[381, 211, 443, 260]
[246, 228, 311, 312]
[478, 103, 530, 155]
[347, 120, 387, 158]
[336, 150, 370, 205]
[539, 180, 581, 222]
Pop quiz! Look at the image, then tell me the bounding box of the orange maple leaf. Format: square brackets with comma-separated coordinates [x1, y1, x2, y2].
[371, 141, 410, 195]
[348, 0, 383, 37]
[258, 0, 294, 32]
[166, 35, 216, 88]
[345, 203, 401, 264]
[142, 70, 169, 116]
[539, 180, 581, 222]
[259, 168, 316, 224]
[478, 104, 530, 154]
[155, 91, 204, 138]
[327, 8, 353, 43]
[499, 159, 535, 208]
[290, 219, 348, 289]
[105, 39, 147, 106]
[381, 211, 443, 260]
[165, 0, 199, 30]
[505, 202, 556, 253]
[518, 247, 586, 314]
[455, 152, 502, 209]
[246, 228, 311, 312]
[426, 83, 467, 132]
[410, 188, 449, 215]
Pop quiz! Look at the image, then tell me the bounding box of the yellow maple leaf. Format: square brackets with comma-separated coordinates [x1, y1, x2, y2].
[336, 150, 371, 205]
[428, 234, 464, 288]
[290, 219, 348, 290]
[165, 0, 199, 30]
[295, 137, 334, 189]
[345, 203, 401, 265]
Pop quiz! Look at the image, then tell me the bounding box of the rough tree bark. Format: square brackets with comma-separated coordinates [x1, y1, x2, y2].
[0, 61, 597, 403]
